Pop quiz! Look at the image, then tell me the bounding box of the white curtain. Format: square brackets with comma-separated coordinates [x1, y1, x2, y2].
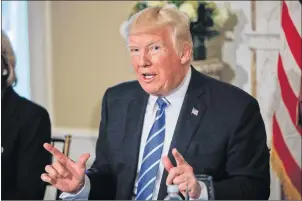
[2, 1, 31, 99]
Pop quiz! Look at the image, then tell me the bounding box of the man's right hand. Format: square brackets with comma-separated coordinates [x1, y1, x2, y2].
[41, 143, 90, 194]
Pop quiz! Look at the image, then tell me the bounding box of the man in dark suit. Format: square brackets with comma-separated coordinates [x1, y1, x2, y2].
[1, 30, 51, 200]
[41, 6, 270, 200]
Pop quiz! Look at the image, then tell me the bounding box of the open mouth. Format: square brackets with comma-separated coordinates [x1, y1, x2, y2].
[142, 73, 156, 82]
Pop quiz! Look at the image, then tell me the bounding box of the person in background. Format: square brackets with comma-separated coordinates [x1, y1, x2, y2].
[1, 30, 51, 200]
[42, 6, 270, 200]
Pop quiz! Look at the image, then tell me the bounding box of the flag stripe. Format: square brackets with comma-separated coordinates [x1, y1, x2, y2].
[271, 144, 302, 200]
[284, 1, 302, 37]
[280, 29, 301, 96]
[272, 115, 302, 194]
[281, 1, 302, 70]
[271, 0, 302, 199]
[275, 95, 302, 166]
[277, 54, 302, 136]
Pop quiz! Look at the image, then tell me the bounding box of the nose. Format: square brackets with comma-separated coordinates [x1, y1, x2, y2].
[138, 50, 151, 68]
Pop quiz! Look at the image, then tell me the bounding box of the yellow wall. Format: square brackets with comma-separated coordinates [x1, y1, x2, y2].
[51, 1, 136, 129]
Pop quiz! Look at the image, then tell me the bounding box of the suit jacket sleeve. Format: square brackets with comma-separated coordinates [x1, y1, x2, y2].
[8, 108, 51, 199]
[86, 89, 117, 200]
[213, 99, 270, 200]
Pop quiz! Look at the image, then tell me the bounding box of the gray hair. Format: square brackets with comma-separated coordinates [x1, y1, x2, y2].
[123, 6, 193, 57]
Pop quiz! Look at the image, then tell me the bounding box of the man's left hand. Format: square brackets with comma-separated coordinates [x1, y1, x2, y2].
[162, 148, 202, 199]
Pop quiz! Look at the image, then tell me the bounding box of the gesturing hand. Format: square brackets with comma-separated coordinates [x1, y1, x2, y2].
[41, 143, 90, 194]
[162, 148, 202, 199]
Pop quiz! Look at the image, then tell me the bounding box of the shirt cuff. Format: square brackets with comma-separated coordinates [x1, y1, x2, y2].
[190, 181, 208, 200]
[59, 175, 91, 200]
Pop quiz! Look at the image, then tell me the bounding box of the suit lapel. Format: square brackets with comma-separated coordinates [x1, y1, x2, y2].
[119, 87, 149, 199]
[158, 67, 208, 199]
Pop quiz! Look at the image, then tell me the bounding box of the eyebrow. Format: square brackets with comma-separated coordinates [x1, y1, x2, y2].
[147, 41, 164, 47]
[147, 40, 163, 45]
[127, 41, 164, 49]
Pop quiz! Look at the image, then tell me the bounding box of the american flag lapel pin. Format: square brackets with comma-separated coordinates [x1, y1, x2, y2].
[191, 108, 199, 116]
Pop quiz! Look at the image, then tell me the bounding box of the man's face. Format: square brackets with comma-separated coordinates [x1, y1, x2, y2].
[128, 27, 189, 96]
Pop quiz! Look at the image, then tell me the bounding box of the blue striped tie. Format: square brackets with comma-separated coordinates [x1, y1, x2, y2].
[136, 97, 169, 200]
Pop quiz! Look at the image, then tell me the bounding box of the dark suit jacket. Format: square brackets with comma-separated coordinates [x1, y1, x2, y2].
[86, 67, 270, 200]
[1, 87, 51, 200]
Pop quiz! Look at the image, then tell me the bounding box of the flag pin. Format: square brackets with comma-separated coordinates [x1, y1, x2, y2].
[191, 108, 199, 116]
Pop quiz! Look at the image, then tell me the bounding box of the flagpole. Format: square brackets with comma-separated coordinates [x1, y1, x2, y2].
[251, 0, 257, 98]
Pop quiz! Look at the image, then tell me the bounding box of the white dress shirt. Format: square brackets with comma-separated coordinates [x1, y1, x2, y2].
[60, 67, 208, 200]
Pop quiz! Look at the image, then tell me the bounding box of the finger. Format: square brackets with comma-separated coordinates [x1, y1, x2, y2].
[172, 174, 188, 185]
[179, 179, 195, 197]
[77, 153, 90, 167]
[45, 165, 59, 178]
[53, 161, 69, 177]
[166, 167, 184, 185]
[188, 180, 201, 199]
[178, 181, 188, 192]
[162, 155, 174, 172]
[41, 173, 56, 185]
[44, 143, 68, 164]
[172, 148, 186, 166]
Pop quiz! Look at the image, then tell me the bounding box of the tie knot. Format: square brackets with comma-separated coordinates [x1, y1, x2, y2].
[156, 97, 168, 110]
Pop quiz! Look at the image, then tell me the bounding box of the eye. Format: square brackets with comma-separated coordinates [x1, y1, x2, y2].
[130, 48, 139, 53]
[129, 48, 140, 55]
[150, 45, 161, 51]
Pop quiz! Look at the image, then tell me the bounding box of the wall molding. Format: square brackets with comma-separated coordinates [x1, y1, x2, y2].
[45, 1, 54, 123]
[244, 31, 280, 50]
[52, 127, 99, 138]
[27, 1, 54, 122]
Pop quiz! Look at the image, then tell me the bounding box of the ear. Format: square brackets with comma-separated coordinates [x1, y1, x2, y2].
[180, 43, 191, 65]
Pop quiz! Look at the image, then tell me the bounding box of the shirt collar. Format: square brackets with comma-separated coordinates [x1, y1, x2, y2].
[148, 67, 192, 110]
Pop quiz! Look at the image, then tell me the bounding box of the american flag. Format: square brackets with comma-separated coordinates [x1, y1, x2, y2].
[270, 1, 301, 200]
[298, 75, 302, 127]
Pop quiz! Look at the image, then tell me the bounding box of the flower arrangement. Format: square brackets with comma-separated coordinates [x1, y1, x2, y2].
[130, 1, 231, 35]
[126, 0, 232, 60]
